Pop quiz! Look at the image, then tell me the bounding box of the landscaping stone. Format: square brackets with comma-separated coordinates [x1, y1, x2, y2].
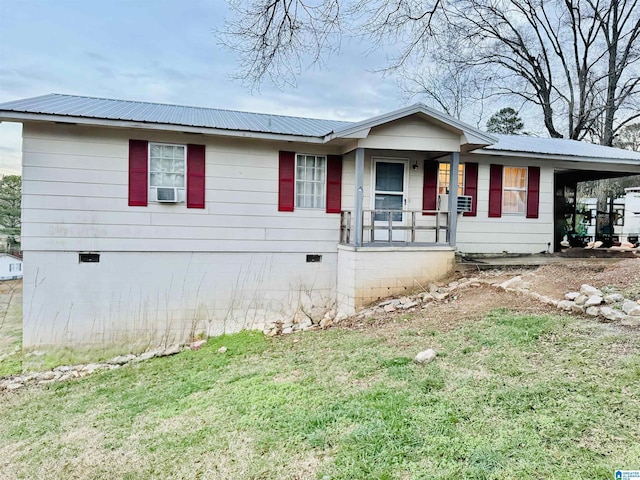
[282, 327, 293, 335]
[580, 284, 603, 297]
[574, 294, 588, 306]
[600, 306, 626, 322]
[497, 276, 529, 290]
[189, 340, 207, 350]
[570, 304, 585, 314]
[584, 295, 603, 307]
[109, 355, 133, 365]
[384, 304, 396, 313]
[400, 301, 418, 310]
[557, 300, 574, 311]
[564, 292, 580, 300]
[433, 292, 448, 301]
[604, 293, 624, 304]
[622, 300, 640, 316]
[319, 317, 333, 329]
[414, 349, 436, 364]
[217, 346, 228, 353]
[621, 317, 640, 327]
[586, 306, 601, 316]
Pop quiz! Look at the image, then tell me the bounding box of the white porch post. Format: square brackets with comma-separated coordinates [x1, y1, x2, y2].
[447, 152, 460, 246]
[354, 147, 365, 246]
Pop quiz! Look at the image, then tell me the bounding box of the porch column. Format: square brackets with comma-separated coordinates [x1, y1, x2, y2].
[447, 152, 460, 246]
[354, 147, 365, 246]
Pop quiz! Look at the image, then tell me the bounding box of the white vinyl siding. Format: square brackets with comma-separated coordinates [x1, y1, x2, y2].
[295, 154, 326, 209]
[503, 167, 527, 215]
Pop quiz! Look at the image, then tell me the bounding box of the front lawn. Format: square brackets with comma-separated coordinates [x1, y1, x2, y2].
[1, 310, 638, 479]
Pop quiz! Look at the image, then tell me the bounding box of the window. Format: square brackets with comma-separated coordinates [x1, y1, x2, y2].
[503, 166, 527, 214]
[438, 163, 464, 195]
[295, 154, 326, 208]
[149, 143, 186, 189]
[9, 263, 21, 272]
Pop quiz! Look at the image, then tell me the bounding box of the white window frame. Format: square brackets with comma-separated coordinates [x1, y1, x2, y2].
[9, 263, 21, 272]
[502, 166, 528, 215]
[295, 154, 327, 209]
[148, 142, 187, 202]
[438, 163, 465, 196]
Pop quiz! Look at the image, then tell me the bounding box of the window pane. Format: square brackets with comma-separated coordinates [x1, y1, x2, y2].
[438, 163, 464, 195]
[375, 163, 404, 192]
[295, 155, 326, 208]
[504, 167, 526, 189]
[374, 194, 403, 221]
[503, 191, 526, 214]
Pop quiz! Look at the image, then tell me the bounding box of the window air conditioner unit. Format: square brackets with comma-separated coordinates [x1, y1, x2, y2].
[457, 195, 473, 213]
[156, 187, 178, 203]
[438, 194, 473, 213]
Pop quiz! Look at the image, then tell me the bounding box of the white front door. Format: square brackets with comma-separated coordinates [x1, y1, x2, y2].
[373, 158, 408, 242]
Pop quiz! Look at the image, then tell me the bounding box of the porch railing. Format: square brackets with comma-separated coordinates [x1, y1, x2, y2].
[340, 209, 450, 245]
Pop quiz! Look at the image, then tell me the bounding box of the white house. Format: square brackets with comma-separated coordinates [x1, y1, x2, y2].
[1, 94, 640, 351]
[0, 253, 23, 281]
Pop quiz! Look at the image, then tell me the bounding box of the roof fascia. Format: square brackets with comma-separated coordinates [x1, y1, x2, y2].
[471, 147, 640, 166]
[0, 112, 326, 144]
[325, 104, 497, 146]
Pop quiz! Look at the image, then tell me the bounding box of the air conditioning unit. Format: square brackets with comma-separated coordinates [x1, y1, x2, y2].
[438, 194, 473, 213]
[156, 187, 178, 203]
[457, 195, 473, 213]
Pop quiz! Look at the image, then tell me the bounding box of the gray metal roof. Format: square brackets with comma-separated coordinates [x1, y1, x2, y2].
[485, 134, 640, 162]
[0, 93, 353, 137]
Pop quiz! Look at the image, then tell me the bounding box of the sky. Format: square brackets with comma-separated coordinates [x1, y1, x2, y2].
[0, 0, 413, 176]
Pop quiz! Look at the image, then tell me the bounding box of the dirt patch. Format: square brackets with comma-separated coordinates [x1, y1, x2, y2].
[340, 259, 640, 337]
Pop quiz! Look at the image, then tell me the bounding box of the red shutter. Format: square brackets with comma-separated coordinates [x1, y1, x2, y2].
[128, 140, 148, 206]
[187, 144, 206, 209]
[488, 164, 503, 218]
[422, 160, 439, 215]
[278, 151, 295, 212]
[326, 155, 342, 214]
[526, 166, 540, 219]
[463, 162, 478, 217]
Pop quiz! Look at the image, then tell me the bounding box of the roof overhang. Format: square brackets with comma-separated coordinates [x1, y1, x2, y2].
[0, 112, 329, 144]
[472, 146, 640, 167]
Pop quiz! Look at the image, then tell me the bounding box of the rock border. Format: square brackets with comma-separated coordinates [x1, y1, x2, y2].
[0, 339, 209, 392]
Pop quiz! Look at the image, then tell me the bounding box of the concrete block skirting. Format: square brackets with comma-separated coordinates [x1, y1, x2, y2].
[336, 244, 455, 315]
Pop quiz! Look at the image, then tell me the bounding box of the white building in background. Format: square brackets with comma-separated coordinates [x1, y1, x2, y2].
[0, 253, 23, 281]
[1, 93, 640, 351]
[623, 187, 640, 243]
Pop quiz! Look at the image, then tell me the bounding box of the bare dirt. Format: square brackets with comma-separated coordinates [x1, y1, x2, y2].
[341, 258, 640, 337]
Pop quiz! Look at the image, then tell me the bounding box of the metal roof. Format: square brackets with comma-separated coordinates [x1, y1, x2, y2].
[484, 134, 640, 162]
[0, 93, 353, 137]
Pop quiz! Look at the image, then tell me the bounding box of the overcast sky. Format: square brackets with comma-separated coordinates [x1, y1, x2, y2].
[0, 0, 417, 176]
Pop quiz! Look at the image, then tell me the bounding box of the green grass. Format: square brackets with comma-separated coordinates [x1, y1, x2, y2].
[1, 312, 639, 479]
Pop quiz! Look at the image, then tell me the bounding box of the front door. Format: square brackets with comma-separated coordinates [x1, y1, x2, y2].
[373, 158, 407, 242]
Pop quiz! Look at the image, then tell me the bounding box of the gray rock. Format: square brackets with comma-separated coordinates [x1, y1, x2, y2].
[621, 317, 640, 327]
[580, 284, 603, 297]
[565, 292, 580, 301]
[298, 318, 313, 329]
[448, 281, 460, 289]
[3, 382, 23, 391]
[281, 327, 293, 334]
[54, 365, 71, 373]
[428, 283, 439, 293]
[189, 339, 207, 350]
[570, 304, 585, 314]
[600, 306, 626, 322]
[414, 348, 436, 364]
[378, 300, 395, 307]
[400, 301, 418, 310]
[109, 355, 132, 365]
[420, 292, 434, 302]
[217, 346, 227, 353]
[433, 292, 449, 301]
[622, 300, 640, 316]
[498, 276, 530, 290]
[38, 371, 56, 381]
[384, 303, 396, 313]
[584, 295, 603, 307]
[557, 300, 575, 311]
[574, 295, 588, 306]
[319, 317, 333, 329]
[586, 306, 601, 316]
[138, 350, 158, 361]
[604, 293, 624, 304]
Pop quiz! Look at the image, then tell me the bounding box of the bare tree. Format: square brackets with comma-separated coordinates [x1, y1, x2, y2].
[220, 0, 640, 144]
